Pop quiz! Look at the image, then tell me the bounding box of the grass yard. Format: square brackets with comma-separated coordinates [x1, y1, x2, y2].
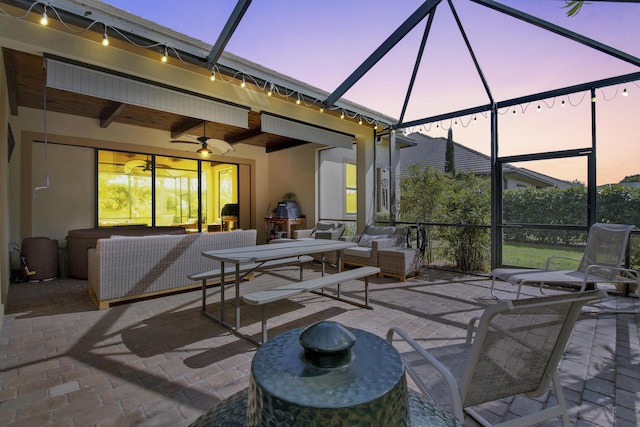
[502, 241, 584, 269]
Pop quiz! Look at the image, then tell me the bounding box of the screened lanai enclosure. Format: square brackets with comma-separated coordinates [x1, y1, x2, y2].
[313, 0, 640, 273]
[4, 0, 640, 274]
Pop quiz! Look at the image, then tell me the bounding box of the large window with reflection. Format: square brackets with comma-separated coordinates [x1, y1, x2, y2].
[97, 150, 238, 231]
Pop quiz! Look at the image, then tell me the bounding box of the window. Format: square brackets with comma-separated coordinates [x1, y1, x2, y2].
[97, 150, 238, 230]
[345, 162, 357, 215]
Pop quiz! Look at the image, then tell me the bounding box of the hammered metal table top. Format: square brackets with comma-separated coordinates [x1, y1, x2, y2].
[189, 388, 462, 427]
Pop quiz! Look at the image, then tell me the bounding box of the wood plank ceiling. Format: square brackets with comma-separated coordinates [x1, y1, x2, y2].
[2, 48, 308, 153]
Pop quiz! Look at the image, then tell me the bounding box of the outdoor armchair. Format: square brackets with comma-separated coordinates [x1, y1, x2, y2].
[293, 220, 345, 240]
[491, 223, 639, 298]
[387, 290, 606, 427]
[340, 225, 406, 269]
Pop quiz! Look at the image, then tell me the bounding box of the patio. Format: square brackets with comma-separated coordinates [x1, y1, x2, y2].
[0, 264, 638, 426]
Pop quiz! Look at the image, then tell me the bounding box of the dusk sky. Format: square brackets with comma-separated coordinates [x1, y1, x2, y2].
[101, 0, 640, 185]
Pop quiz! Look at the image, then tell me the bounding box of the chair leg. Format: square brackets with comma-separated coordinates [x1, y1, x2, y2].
[490, 277, 497, 297]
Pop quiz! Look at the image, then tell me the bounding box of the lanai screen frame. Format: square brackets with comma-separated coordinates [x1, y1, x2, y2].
[320, 0, 640, 270]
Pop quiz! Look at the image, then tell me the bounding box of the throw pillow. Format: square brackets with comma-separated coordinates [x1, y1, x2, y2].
[358, 234, 387, 247]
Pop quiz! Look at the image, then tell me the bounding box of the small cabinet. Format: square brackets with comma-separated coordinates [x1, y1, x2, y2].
[264, 217, 306, 243]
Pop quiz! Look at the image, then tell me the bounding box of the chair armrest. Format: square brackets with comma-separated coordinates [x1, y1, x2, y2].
[386, 327, 464, 419]
[580, 265, 640, 291]
[293, 229, 314, 239]
[371, 238, 398, 256]
[466, 316, 481, 343]
[545, 256, 581, 269]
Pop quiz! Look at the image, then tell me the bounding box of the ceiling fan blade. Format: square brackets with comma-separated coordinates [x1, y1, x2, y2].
[170, 140, 200, 145]
[206, 139, 235, 155]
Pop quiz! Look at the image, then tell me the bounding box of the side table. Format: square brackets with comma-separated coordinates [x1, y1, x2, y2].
[378, 248, 421, 281]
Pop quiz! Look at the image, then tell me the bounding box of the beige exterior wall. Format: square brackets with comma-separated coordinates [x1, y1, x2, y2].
[0, 5, 377, 281]
[0, 48, 7, 323]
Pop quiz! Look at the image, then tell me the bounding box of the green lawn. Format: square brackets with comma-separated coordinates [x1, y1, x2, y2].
[502, 242, 584, 270]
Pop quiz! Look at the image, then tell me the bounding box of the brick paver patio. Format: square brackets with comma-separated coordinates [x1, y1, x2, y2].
[0, 264, 638, 426]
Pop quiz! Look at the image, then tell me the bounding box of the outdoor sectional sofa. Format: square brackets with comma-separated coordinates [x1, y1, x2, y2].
[87, 229, 257, 309]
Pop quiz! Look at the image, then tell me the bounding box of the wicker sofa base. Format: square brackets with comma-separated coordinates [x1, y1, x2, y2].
[88, 281, 201, 310]
[88, 230, 257, 310]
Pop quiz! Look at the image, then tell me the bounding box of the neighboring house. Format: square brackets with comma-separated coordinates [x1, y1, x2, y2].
[400, 132, 573, 190]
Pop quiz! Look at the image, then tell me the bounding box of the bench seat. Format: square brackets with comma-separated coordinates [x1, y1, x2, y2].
[242, 266, 380, 343]
[188, 255, 313, 283]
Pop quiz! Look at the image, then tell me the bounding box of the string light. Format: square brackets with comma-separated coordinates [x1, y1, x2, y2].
[0, 2, 396, 132]
[209, 70, 215, 81]
[537, 104, 541, 111]
[296, 94, 301, 105]
[623, 88, 628, 96]
[561, 99, 565, 107]
[40, 7, 48, 25]
[591, 95, 597, 102]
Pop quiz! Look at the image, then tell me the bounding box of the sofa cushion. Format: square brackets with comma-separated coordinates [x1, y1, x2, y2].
[343, 246, 372, 259]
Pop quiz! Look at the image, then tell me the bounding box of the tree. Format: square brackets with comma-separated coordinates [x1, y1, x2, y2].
[445, 128, 455, 174]
[621, 174, 640, 183]
[563, 1, 586, 17]
[399, 165, 446, 264]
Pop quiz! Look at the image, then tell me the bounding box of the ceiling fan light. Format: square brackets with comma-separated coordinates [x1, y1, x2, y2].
[197, 146, 212, 156]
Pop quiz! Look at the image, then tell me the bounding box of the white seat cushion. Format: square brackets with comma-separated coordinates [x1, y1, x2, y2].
[343, 246, 372, 259]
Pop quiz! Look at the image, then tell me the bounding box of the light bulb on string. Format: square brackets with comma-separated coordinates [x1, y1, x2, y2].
[358, 117, 363, 125]
[102, 30, 109, 46]
[561, 99, 565, 107]
[591, 95, 596, 103]
[210, 70, 215, 81]
[240, 75, 246, 88]
[296, 94, 301, 105]
[623, 88, 628, 96]
[267, 84, 273, 96]
[537, 104, 541, 112]
[319, 106, 324, 113]
[340, 110, 345, 119]
[161, 46, 168, 63]
[40, 7, 48, 25]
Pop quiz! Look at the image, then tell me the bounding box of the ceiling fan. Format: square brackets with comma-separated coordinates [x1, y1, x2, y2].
[124, 157, 170, 174]
[170, 122, 235, 156]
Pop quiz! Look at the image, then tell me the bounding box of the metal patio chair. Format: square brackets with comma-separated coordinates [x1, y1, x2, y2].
[491, 223, 638, 298]
[387, 290, 605, 427]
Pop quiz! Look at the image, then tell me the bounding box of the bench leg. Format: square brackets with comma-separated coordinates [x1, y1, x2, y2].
[365, 277, 369, 306]
[261, 305, 268, 345]
[201, 279, 206, 311]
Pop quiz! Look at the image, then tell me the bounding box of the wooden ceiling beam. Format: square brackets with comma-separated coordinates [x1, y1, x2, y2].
[171, 118, 205, 139]
[226, 128, 264, 144]
[100, 102, 127, 128]
[2, 48, 19, 115]
[265, 140, 308, 153]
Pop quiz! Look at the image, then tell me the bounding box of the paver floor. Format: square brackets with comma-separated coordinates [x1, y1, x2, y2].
[0, 264, 639, 426]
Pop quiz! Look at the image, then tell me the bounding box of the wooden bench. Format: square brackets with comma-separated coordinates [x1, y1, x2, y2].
[188, 256, 314, 311]
[242, 266, 380, 344]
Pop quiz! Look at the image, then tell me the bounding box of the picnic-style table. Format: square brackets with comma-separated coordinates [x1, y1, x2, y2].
[200, 239, 356, 331]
